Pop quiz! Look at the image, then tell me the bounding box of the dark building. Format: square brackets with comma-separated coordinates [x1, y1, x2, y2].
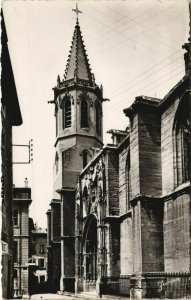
[46, 200, 61, 292]
[1, 10, 23, 299]
[13, 185, 32, 298]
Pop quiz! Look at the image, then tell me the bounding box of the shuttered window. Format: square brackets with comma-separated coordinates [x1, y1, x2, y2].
[96, 103, 102, 135]
[81, 99, 88, 128]
[63, 99, 71, 129]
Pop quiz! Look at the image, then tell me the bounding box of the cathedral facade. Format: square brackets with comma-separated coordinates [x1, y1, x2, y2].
[47, 6, 191, 298]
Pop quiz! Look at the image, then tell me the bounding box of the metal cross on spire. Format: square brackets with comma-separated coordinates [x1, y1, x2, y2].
[72, 3, 82, 21]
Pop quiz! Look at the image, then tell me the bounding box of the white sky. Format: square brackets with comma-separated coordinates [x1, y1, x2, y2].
[3, 0, 190, 227]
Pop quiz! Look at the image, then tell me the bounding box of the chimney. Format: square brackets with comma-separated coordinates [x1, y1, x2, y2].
[24, 177, 28, 188]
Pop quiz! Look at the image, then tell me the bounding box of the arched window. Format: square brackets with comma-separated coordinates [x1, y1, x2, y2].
[125, 150, 131, 210]
[82, 186, 89, 215]
[81, 99, 89, 128]
[63, 98, 71, 129]
[55, 152, 59, 173]
[173, 94, 190, 187]
[96, 103, 102, 135]
[82, 150, 88, 168]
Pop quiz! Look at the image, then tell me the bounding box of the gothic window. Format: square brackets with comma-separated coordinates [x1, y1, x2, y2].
[82, 150, 88, 168]
[14, 241, 18, 263]
[173, 94, 190, 187]
[55, 152, 59, 173]
[13, 209, 19, 226]
[96, 102, 102, 135]
[125, 150, 131, 210]
[63, 98, 71, 129]
[81, 99, 89, 128]
[82, 186, 88, 215]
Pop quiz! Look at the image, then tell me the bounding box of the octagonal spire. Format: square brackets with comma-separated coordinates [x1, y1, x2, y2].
[64, 18, 94, 85]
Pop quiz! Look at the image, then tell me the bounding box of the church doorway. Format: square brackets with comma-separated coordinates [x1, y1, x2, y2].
[83, 216, 97, 284]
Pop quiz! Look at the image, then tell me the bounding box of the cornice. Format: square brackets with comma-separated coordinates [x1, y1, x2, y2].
[54, 133, 103, 148]
[130, 182, 190, 205]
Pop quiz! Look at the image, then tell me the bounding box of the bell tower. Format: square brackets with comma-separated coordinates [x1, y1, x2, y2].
[51, 4, 104, 292]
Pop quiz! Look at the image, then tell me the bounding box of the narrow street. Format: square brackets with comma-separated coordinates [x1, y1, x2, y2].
[29, 293, 184, 300]
[30, 292, 130, 300]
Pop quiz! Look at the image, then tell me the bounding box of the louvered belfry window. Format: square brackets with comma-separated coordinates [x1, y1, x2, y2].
[96, 103, 102, 135]
[63, 98, 71, 129]
[81, 99, 89, 128]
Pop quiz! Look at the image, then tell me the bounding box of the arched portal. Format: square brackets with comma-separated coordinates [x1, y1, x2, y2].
[83, 215, 97, 282]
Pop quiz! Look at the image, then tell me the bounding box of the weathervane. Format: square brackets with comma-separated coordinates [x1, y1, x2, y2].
[72, 3, 82, 21]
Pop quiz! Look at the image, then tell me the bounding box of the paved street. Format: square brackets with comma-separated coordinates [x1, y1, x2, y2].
[29, 293, 187, 300]
[29, 293, 129, 300]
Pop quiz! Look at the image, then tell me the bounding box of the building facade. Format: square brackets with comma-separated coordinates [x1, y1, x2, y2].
[48, 5, 191, 299]
[1, 10, 23, 299]
[28, 227, 48, 294]
[75, 32, 191, 300]
[13, 185, 32, 298]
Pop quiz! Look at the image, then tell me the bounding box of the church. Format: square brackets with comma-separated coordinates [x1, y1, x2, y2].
[47, 4, 191, 298]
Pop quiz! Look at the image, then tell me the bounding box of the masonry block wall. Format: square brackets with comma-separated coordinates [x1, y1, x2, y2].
[138, 107, 162, 196]
[51, 244, 61, 292]
[129, 114, 140, 197]
[132, 202, 142, 273]
[118, 139, 133, 276]
[164, 191, 190, 272]
[119, 139, 129, 215]
[51, 202, 61, 242]
[141, 199, 164, 272]
[106, 149, 119, 216]
[110, 221, 120, 276]
[49, 201, 61, 292]
[120, 217, 133, 275]
[62, 191, 75, 277]
[161, 97, 180, 194]
[161, 80, 191, 273]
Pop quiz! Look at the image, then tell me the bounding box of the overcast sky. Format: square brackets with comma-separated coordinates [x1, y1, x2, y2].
[3, 0, 190, 227]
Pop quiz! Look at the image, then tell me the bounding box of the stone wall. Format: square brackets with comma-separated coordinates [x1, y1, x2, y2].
[106, 149, 119, 216]
[130, 114, 140, 197]
[138, 107, 162, 196]
[141, 198, 164, 272]
[164, 190, 190, 272]
[120, 217, 133, 275]
[161, 96, 180, 194]
[119, 140, 129, 215]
